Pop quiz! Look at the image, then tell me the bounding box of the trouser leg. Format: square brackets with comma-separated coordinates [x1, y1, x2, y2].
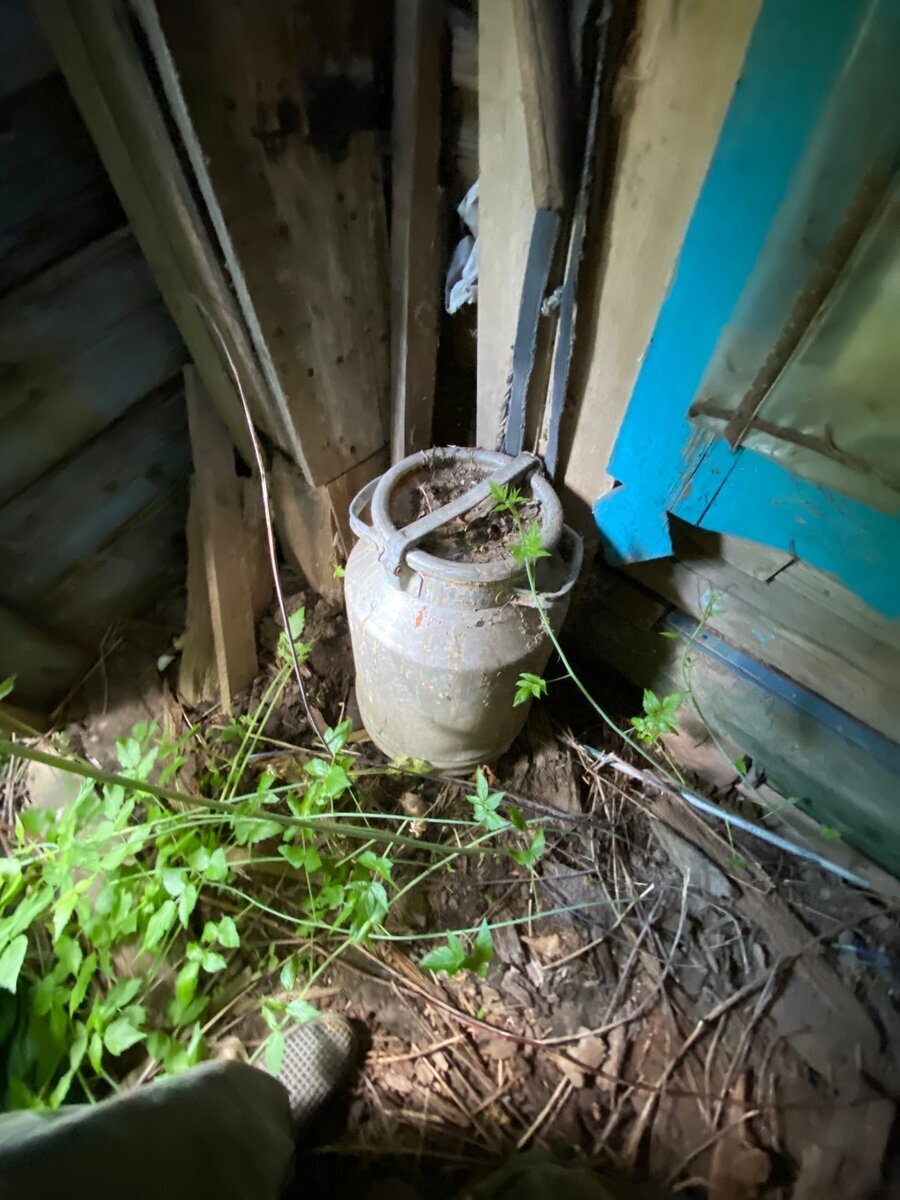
[0, 1060, 295, 1200]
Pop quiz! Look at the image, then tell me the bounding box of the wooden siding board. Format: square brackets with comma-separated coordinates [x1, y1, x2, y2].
[30, 0, 277, 465]
[34, 483, 187, 646]
[142, 0, 391, 487]
[0, 384, 189, 604]
[0, 73, 122, 295]
[573, 564, 900, 876]
[0, 231, 186, 503]
[477, 0, 535, 449]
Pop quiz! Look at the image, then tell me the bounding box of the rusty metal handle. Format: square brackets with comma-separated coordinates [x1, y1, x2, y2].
[380, 453, 539, 577]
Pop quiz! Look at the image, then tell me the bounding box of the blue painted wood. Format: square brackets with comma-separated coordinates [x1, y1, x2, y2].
[595, 0, 900, 617]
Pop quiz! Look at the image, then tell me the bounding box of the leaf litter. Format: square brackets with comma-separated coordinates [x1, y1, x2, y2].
[1, 577, 897, 1200]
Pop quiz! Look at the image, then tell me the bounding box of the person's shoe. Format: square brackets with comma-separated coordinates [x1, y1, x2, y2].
[276, 1014, 356, 1125]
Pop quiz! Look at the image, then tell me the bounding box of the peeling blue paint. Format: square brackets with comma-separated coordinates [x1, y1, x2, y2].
[595, 0, 900, 617]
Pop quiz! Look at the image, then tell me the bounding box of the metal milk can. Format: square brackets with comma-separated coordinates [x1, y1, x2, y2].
[345, 446, 582, 770]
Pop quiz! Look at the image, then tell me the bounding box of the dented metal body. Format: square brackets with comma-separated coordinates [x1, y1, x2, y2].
[345, 447, 582, 770]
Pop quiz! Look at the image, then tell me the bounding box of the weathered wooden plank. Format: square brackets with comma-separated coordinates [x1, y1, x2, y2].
[476, 0, 536, 449]
[704, 527, 900, 647]
[185, 368, 257, 712]
[0, 72, 121, 295]
[559, 0, 762, 528]
[0, 382, 189, 603]
[572, 562, 900, 876]
[140, 0, 390, 487]
[271, 453, 340, 605]
[0, 0, 54, 101]
[625, 547, 900, 742]
[390, 0, 443, 462]
[30, 0, 275, 464]
[178, 480, 216, 707]
[241, 477, 274, 624]
[34, 482, 187, 647]
[326, 446, 391, 558]
[0, 231, 185, 503]
[0, 602, 89, 709]
[512, 0, 567, 211]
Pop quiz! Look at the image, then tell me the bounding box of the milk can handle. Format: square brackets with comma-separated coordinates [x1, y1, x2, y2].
[348, 477, 382, 548]
[513, 525, 583, 606]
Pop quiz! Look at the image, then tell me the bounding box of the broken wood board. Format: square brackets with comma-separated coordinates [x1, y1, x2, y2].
[390, 0, 443, 462]
[184, 368, 257, 711]
[143, 0, 390, 487]
[31, 0, 275, 464]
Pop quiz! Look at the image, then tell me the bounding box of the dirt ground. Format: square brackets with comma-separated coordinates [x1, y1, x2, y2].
[57, 582, 900, 1200]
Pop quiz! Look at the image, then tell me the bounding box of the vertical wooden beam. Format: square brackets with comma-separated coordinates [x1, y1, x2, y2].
[513, 0, 568, 212]
[184, 368, 257, 711]
[390, 0, 444, 462]
[477, 0, 532, 449]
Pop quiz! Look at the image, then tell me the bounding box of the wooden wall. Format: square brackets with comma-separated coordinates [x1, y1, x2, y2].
[0, 0, 188, 714]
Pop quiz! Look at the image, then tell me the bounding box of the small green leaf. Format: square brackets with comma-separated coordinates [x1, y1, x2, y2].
[356, 850, 393, 882]
[421, 933, 467, 977]
[265, 1029, 285, 1075]
[285, 999, 318, 1024]
[734, 756, 748, 776]
[279, 843, 322, 871]
[507, 805, 528, 833]
[280, 956, 298, 991]
[468, 774, 507, 833]
[509, 827, 546, 870]
[819, 825, 841, 841]
[88, 1031, 104, 1074]
[467, 920, 494, 979]
[323, 719, 353, 753]
[0, 676, 14, 701]
[658, 630, 679, 640]
[178, 884, 198, 928]
[513, 671, 548, 707]
[144, 900, 177, 950]
[161, 867, 186, 897]
[70, 952, 97, 1015]
[175, 960, 200, 1009]
[0, 857, 21, 878]
[201, 949, 227, 974]
[205, 848, 229, 882]
[55, 935, 83, 979]
[104, 1017, 145, 1056]
[0, 935, 27, 992]
[216, 915, 240, 949]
